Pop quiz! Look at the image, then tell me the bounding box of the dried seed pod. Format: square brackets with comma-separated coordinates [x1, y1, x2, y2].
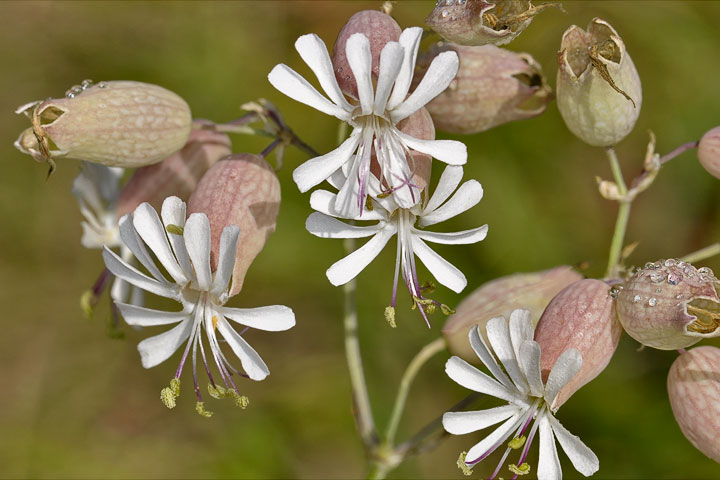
[187, 154, 281, 297]
[443, 266, 582, 362]
[616, 260, 720, 350]
[534, 279, 622, 410]
[415, 43, 552, 134]
[667, 346, 720, 463]
[15, 80, 192, 171]
[117, 121, 231, 217]
[557, 18, 641, 147]
[698, 126, 720, 179]
[426, 0, 555, 46]
[332, 10, 402, 97]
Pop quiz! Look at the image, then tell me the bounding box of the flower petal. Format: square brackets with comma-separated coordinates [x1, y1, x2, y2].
[544, 348, 583, 410]
[295, 33, 353, 111]
[137, 319, 193, 368]
[537, 413, 562, 480]
[333, 133, 372, 218]
[118, 214, 168, 282]
[387, 27, 423, 110]
[306, 212, 382, 239]
[103, 247, 177, 299]
[465, 412, 525, 465]
[414, 225, 488, 245]
[345, 33, 374, 115]
[443, 404, 521, 435]
[293, 131, 361, 193]
[220, 305, 295, 331]
[211, 225, 240, 297]
[373, 42, 404, 114]
[548, 414, 600, 477]
[326, 225, 396, 286]
[423, 165, 463, 214]
[216, 318, 270, 381]
[419, 180, 483, 227]
[445, 356, 518, 403]
[184, 213, 213, 291]
[161, 196, 193, 276]
[519, 340, 545, 398]
[396, 132, 467, 166]
[268, 64, 351, 121]
[309, 189, 384, 221]
[390, 50, 459, 123]
[486, 317, 529, 395]
[469, 325, 515, 392]
[116, 303, 189, 327]
[110, 275, 130, 304]
[411, 237, 466, 293]
[133, 203, 188, 285]
[509, 309, 534, 359]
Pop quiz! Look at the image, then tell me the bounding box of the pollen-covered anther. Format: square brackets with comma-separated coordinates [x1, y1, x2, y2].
[384, 306, 397, 328]
[456, 451, 473, 476]
[508, 462, 531, 475]
[195, 401, 213, 418]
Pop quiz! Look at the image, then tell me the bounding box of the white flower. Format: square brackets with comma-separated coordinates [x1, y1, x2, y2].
[102, 196, 295, 414]
[268, 27, 467, 217]
[305, 165, 487, 325]
[442, 309, 599, 479]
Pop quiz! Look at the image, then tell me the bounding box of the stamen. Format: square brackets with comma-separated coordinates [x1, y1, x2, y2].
[195, 401, 213, 418]
[456, 452, 473, 476]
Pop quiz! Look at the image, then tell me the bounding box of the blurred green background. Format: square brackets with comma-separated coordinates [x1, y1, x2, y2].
[1, 1, 719, 478]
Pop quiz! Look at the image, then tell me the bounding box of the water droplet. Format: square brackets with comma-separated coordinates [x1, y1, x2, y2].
[698, 266, 714, 277]
[458, 0, 467, 4]
[653, 261, 663, 269]
[665, 259, 677, 267]
[650, 272, 665, 283]
[648, 297, 658, 307]
[677, 261, 688, 269]
[610, 286, 621, 299]
[441, 9, 449, 18]
[632, 295, 642, 304]
[65, 90, 76, 98]
[644, 262, 655, 269]
[676, 294, 684, 300]
[683, 266, 693, 274]
[667, 272, 683, 285]
[97, 82, 107, 88]
[81, 79, 93, 90]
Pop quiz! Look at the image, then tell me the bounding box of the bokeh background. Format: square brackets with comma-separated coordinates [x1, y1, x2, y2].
[1, 1, 719, 478]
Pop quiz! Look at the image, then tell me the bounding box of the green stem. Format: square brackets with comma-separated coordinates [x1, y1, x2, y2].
[605, 147, 632, 278]
[384, 338, 446, 446]
[681, 242, 720, 264]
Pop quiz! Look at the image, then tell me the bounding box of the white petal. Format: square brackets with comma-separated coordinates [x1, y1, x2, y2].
[445, 356, 518, 403]
[295, 33, 353, 111]
[183, 213, 213, 290]
[373, 42, 404, 114]
[423, 165, 463, 214]
[548, 414, 600, 476]
[137, 319, 193, 368]
[420, 180, 483, 227]
[411, 237, 466, 293]
[333, 134, 371, 218]
[293, 132, 361, 192]
[216, 318, 270, 381]
[345, 33, 374, 115]
[129, 285, 145, 307]
[465, 412, 524, 465]
[414, 225, 488, 245]
[110, 275, 130, 304]
[326, 225, 396, 286]
[309, 189, 383, 221]
[387, 27, 423, 110]
[211, 225, 240, 297]
[116, 303, 189, 327]
[118, 214, 167, 282]
[469, 326, 515, 392]
[509, 309, 534, 360]
[220, 305, 295, 332]
[306, 212, 381, 239]
[390, 50, 459, 123]
[396, 132, 467, 166]
[519, 340, 545, 398]
[268, 64, 351, 121]
[538, 413, 562, 480]
[443, 404, 520, 435]
[544, 349, 583, 410]
[102, 247, 177, 299]
[161, 196, 193, 276]
[133, 203, 188, 285]
[486, 317, 529, 395]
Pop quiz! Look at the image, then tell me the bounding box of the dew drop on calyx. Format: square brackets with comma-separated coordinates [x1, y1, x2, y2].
[667, 272, 683, 285]
[610, 286, 621, 299]
[650, 272, 665, 283]
[441, 9, 449, 18]
[632, 294, 642, 304]
[648, 297, 658, 307]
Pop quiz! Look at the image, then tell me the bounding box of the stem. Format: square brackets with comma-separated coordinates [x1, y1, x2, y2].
[659, 140, 699, 165]
[681, 242, 720, 264]
[343, 236, 378, 450]
[385, 338, 446, 445]
[605, 147, 632, 278]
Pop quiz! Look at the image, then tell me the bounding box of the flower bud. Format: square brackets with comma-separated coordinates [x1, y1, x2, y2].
[15, 80, 192, 170]
[616, 260, 720, 350]
[117, 121, 231, 218]
[426, 0, 556, 46]
[698, 126, 720, 179]
[332, 10, 402, 97]
[415, 43, 552, 134]
[557, 18, 641, 147]
[442, 266, 582, 362]
[667, 346, 720, 463]
[187, 154, 281, 297]
[534, 279, 622, 410]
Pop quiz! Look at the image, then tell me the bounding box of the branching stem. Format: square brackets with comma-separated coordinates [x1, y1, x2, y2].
[605, 147, 632, 278]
